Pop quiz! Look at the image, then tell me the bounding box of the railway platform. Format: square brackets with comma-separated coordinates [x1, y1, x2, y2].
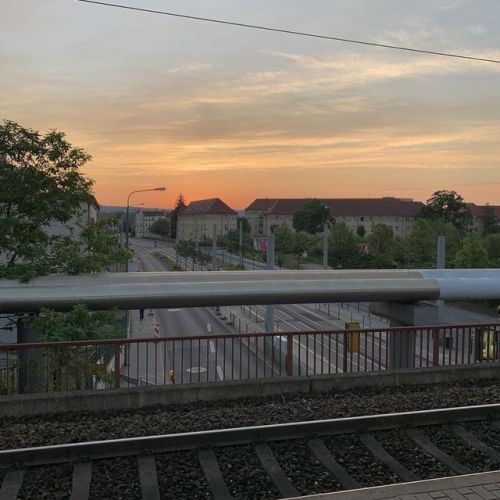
[294, 470, 500, 499]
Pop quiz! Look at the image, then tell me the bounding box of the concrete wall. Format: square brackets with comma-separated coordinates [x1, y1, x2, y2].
[1, 363, 499, 417]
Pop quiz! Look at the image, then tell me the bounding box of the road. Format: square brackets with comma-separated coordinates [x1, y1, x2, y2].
[127, 239, 275, 385]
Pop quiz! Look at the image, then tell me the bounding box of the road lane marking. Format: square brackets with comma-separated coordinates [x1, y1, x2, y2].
[209, 340, 216, 354]
[168, 309, 180, 312]
[207, 322, 212, 333]
[216, 365, 224, 380]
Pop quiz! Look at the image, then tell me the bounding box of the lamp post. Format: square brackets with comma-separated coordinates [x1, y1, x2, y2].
[125, 187, 166, 269]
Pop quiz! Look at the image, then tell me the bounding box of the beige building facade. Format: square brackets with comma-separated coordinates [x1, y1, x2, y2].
[244, 198, 425, 239]
[135, 210, 169, 239]
[177, 198, 237, 242]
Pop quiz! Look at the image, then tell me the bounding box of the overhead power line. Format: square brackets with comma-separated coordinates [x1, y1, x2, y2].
[77, 0, 500, 64]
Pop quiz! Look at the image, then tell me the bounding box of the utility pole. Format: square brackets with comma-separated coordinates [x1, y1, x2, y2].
[265, 232, 275, 333]
[437, 235, 446, 269]
[323, 223, 329, 270]
[239, 220, 243, 268]
[212, 224, 217, 271]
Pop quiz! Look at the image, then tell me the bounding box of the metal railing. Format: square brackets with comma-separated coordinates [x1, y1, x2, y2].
[1, 323, 499, 395]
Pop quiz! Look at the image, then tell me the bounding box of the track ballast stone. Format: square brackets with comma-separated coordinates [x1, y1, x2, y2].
[2, 379, 500, 451]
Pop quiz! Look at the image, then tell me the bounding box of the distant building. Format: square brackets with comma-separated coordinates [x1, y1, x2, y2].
[177, 198, 237, 242]
[135, 210, 170, 239]
[45, 198, 100, 238]
[468, 204, 500, 235]
[244, 197, 424, 239]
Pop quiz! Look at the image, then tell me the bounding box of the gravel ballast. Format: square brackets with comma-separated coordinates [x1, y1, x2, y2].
[1, 379, 500, 450]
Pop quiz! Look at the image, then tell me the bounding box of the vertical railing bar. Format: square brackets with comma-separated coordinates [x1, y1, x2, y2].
[198, 339, 201, 384]
[189, 339, 193, 384]
[154, 341, 158, 386]
[145, 342, 149, 386]
[328, 333, 332, 374]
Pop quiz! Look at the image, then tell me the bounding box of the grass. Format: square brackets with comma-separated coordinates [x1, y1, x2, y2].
[220, 263, 244, 271]
[152, 251, 183, 271]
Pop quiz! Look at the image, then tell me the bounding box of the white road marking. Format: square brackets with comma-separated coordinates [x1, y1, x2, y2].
[168, 309, 180, 312]
[216, 365, 224, 381]
[207, 322, 212, 333]
[209, 340, 216, 354]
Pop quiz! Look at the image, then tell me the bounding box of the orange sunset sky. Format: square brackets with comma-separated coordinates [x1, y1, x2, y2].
[2, 0, 500, 209]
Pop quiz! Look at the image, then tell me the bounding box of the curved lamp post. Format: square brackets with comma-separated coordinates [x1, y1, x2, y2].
[125, 187, 166, 270]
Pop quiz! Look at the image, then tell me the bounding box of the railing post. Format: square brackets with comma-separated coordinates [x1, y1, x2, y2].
[343, 332, 348, 373]
[286, 334, 293, 376]
[432, 328, 439, 366]
[114, 343, 121, 388]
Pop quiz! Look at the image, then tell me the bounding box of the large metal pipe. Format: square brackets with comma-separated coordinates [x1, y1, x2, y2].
[1, 269, 499, 313]
[0, 278, 441, 313]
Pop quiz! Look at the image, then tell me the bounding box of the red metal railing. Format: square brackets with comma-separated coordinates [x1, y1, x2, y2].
[0, 323, 499, 395]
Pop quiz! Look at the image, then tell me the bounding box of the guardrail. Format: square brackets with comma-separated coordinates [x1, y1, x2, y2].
[1, 323, 499, 395]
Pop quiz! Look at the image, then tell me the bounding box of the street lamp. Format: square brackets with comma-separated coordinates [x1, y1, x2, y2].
[125, 186, 166, 253]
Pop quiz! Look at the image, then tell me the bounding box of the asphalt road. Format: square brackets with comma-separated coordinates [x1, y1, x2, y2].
[129, 239, 274, 384]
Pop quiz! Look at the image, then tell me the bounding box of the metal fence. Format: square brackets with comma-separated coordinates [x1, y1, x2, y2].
[1, 323, 499, 395]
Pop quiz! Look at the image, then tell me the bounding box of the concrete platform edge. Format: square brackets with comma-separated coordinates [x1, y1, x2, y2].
[1, 363, 500, 417]
[288, 470, 500, 499]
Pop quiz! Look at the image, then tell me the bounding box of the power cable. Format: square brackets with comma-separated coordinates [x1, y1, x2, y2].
[77, 0, 500, 64]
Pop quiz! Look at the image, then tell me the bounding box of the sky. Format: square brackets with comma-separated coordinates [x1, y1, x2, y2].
[1, 0, 500, 209]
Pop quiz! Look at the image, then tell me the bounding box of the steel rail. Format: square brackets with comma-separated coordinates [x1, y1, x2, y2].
[1, 403, 499, 468]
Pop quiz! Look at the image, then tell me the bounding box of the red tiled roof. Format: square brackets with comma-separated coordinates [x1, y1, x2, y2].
[182, 198, 237, 215]
[244, 198, 278, 211]
[258, 197, 424, 217]
[468, 203, 500, 218]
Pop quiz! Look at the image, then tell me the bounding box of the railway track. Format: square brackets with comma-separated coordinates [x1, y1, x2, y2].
[2, 404, 500, 499]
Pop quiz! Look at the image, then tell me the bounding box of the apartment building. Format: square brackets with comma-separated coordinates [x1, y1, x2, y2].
[244, 197, 425, 238]
[135, 210, 170, 239]
[45, 198, 100, 237]
[177, 198, 237, 242]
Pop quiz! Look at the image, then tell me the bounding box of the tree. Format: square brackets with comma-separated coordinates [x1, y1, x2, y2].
[455, 233, 489, 268]
[482, 204, 499, 236]
[367, 224, 394, 256]
[418, 190, 472, 234]
[238, 217, 251, 234]
[170, 193, 186, 239]
[293, 232, 314, 267]
[483, 234, 500, 267]
[293, 199, 330, 235]
[273, 224, 295, 269]
[405, 219, 461, 268]
[32, 305, 125, 342]
[328, 222, 360, 268]
[150, 217, 170, 239]
[365, 224, 395, 268]
[0, 121, 130, 281]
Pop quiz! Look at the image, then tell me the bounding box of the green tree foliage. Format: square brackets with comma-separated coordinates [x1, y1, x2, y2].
[150, 217, 170, 238]
[177, 240, 195, 268]
[405, 219, 460, 268]
[32, 305, 125, 342]
[482, 204, 499, 236]
[365, 224, 396, 268]
[418, 190, 472, 234]
[293, 199, 330, 235]
[483, 234, 500, 267]
[238, 217, 251, 234]
[169, 193, 186, 239]
[274, 224, 295, 268]
[328, 222, 360, 268]
[293, 232, 314, 267]
[0, 120, 129, 281]
[455, 233, 489, 268]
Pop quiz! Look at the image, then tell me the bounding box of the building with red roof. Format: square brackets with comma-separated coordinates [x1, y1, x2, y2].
[177, 198, 238, 242]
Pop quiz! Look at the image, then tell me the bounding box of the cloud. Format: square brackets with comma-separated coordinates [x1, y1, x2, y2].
[466, 24, 487, 36]
[160, 62, 215, 74]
